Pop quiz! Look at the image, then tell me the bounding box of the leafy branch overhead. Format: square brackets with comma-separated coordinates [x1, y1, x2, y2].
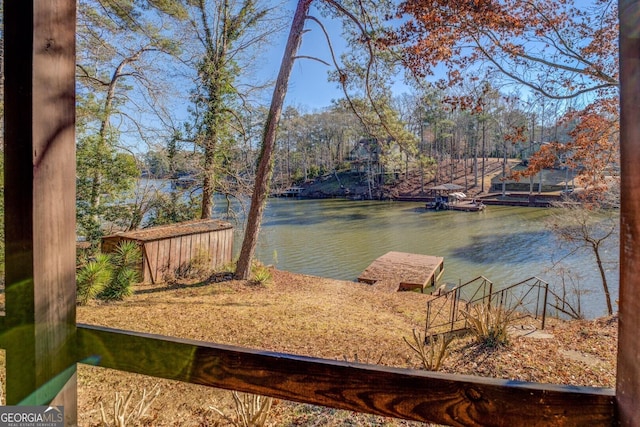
[388, 0, 618, 99]
[384, 0, 619, 196]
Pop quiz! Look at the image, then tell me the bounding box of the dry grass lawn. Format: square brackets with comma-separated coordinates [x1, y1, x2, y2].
[75, 268, 617, 426]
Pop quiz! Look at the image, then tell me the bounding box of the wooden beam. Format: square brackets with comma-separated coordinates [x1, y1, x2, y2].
[78, 324, 615, 427]
[618, 0, 640, 425]
[3, 0, 77, 423]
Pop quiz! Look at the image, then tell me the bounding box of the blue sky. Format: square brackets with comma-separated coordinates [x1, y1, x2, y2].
[261, 0, 609, 111]
[259, 2, 350, 110]
[260, 1, 411, 111]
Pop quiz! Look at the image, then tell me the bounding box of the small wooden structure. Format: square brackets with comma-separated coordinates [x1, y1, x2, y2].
[449, 200, 486, 212]
[358, 251, 444, 293]
[274, 186, 304, 197]
[102, 219, 233, 284]
[427, 183, 465, 195]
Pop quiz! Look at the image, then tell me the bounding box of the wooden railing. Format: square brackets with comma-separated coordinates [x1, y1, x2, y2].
[75, 323, 616, 426]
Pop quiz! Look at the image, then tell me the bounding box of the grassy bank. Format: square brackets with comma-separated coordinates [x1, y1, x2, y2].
[76, 269, 616, 426]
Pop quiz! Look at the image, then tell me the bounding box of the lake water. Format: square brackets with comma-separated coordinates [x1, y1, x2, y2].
[138, 179, 618, 318]
[245, 198, 618, 318]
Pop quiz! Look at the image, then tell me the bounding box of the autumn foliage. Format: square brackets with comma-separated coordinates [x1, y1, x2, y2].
[511, 97, 619, 201]
[564, 98, 619, 187]
[387, 0, 618, 99]
[383, 0, 619, 202]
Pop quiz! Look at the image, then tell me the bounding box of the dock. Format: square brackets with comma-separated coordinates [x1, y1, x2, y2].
[358, 251, 444, 293]
[273, 186, 304, 197]
[449, 200, 485, 212]
[425, 197, 486, 212]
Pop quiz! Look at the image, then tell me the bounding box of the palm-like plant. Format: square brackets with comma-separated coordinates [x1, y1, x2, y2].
[77, 254, 113, 305]
[99, 241, 141, 301]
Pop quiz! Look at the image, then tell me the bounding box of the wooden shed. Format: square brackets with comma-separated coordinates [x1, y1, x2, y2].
[102, 219, 234, 284]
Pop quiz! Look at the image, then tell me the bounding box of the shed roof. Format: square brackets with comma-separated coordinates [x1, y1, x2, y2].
[103, 219, 233, 243]
[429, 183, 464, 191]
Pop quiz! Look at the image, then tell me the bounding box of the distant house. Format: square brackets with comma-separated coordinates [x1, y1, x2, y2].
[349, 138, 383, 175]
[348, 137, 401, 178]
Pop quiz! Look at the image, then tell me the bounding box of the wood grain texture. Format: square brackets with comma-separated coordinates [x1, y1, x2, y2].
[103, 221, 233, 283]
[617, 1, 640, 425]
[3, 0, 77, 420]
[77, 324, 615, 426]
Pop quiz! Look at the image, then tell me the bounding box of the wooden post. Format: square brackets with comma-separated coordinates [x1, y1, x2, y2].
[618, 0, 640, 425]
[3, 0, 77, 424]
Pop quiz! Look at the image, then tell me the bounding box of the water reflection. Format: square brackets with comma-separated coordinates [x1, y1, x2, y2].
[451, 231, 553, 264]
[248, 198, 618, 318]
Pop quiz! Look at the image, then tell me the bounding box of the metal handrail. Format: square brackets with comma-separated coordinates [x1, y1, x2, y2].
[425, 276, 493, 336]
[425, 276, 551, 338]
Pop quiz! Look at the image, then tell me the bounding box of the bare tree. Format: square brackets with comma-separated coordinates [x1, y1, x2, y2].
[547, 203, 618, 315]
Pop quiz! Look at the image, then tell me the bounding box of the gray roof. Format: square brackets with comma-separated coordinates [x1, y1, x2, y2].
[429, 183, 464, 191]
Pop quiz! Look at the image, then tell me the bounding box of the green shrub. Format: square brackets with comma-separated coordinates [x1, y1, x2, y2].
[111, 241, 141, 271]
[98, 241, 141, 301]
[76, 254, 113, 305]
[250, 263, 272, 286]
[99, 267, 137, 301]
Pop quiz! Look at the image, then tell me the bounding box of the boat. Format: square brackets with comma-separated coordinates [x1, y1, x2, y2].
[426, 196, 449, 211]
[426, 195, 485, 212]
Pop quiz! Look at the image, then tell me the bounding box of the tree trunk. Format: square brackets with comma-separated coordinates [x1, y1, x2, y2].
[530, 117, 535, 194]
[450, 136, 454, 183]
[501, 141, 507, 197]
[201, 144, 215, 219]
[592, 242, 613, 315]
[235, 0, 313, 279]
[473, 130, 478, 187]
[481, 120, 486, 193]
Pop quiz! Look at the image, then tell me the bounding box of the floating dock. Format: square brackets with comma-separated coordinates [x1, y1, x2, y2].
[426, 199, 485, 212]
[273, 186, 304, 197]
[358, 251, 444, 293]
[449, 200, 485, 212]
